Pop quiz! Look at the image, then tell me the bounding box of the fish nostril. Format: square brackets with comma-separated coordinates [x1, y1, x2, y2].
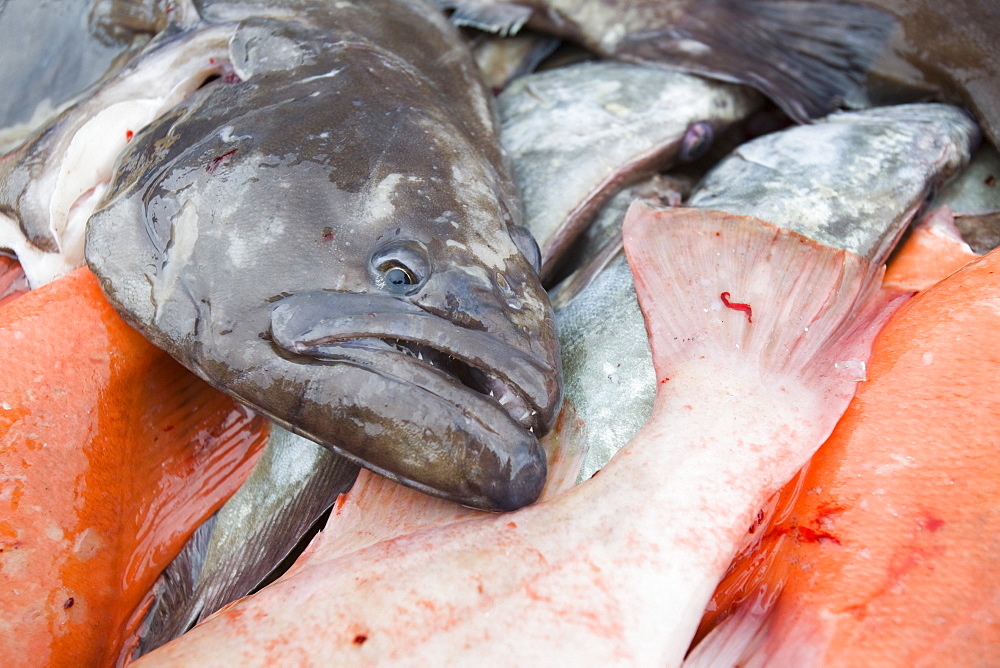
[496, 272, 523, 311]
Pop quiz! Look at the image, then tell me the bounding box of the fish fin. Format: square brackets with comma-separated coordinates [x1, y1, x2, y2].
[536, 401, 587, 499]
[432, 0, 533, 37]
[614, 1, 895, 122]
[134, 428, 359, 657]
[622, 203, 904, 487]
[684, 587, 775, 668]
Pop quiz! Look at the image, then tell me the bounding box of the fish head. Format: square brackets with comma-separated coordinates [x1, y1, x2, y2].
[87, 45, 562, 511]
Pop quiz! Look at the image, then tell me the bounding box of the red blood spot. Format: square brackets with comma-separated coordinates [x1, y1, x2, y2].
[659, 377, 669, 384]
[224, 71, 242, 85]
[720, 292, 753, 323]
[507, 521, 517, 529]
[353, 634, 368, 645]
[918, 513, 945, 532]
[63, 597, 74, 609]
[125, 130, 134, 142]
[814, 502, 845, 521]
[796, 527, 840, 545]
[209, 57, 216, 65]
[321, 226, 335, 242]
[206, 149, 238, 174]
[163, 424, 174, 432]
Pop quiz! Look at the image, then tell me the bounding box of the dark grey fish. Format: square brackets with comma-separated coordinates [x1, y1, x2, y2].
[84, 0, 562, 511]
[0, 14, 232, 287]
[436, 0, 895, 122]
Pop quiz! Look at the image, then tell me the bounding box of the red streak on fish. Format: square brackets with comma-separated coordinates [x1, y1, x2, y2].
[720, 292, 752, 323]
[206, 149, 238, 174]
[796, 527, 841, 545]
[126, 130, 134, 142]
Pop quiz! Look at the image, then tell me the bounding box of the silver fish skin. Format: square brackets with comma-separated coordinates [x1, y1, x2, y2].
[85, 0, 562, 511]
[551, 104, 979, 482]
[555, 250, 655, 482]
[498, 61, 760, 281]
[688, 104, 981, 267]
[437, 0, 894, 123]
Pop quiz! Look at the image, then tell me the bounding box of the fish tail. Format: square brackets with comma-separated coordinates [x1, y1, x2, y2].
[622, 203, 901, 391]
[614, 1, 895, 122]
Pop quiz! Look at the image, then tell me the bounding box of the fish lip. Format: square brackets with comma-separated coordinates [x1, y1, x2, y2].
[268, 290, 559, 436]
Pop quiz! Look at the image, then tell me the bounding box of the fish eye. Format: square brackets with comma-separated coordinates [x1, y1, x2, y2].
[510, 225, 542, 274]
[379, 260, 417, 288]
[679, 122, 714, 162]
[370, 241, 429, 295]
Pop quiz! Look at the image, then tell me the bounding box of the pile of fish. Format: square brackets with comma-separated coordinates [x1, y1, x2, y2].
[1, 0, 998, 664]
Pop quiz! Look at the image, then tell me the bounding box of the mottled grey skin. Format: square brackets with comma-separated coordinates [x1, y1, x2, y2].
[689, 104, 981, 266]
[551, 103, 979, 481]
[498, 61, 759, 281]
[86, 0, 562, 511]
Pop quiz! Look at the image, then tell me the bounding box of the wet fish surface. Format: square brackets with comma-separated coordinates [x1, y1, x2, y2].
[84, 0, 562, 511]
[438, 0, 894, 122]
[550, 103, 978, 482]
[498, 61, 760, 281]
[688, 104, 980, 266]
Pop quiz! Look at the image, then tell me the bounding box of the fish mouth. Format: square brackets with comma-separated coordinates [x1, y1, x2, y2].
[266, 291, 560, 510]
[269, 291, 556, 436]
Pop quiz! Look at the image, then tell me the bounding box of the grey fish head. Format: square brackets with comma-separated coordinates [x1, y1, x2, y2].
[86, 18, 561, 511]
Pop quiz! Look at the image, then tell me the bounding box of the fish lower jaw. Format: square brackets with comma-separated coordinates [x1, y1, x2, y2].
[343, 336, 540, 433]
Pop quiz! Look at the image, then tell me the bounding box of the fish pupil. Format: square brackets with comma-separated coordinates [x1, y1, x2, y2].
[387, 267, 410, 285]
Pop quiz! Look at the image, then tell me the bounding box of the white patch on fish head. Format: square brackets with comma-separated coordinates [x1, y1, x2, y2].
[673, 39, 712, 55]
[220, 125, 252, 143]
[366, 173, 404, 222]
[151, 200, 201, 319]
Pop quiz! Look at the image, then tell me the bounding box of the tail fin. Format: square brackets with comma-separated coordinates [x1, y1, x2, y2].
[615, 1, 895, 122]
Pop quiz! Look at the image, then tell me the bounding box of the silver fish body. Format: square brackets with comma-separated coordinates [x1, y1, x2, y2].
[552, 103, 979, 480]
[689, 104, 981, 266]
[929, 144, 1000, 255]
[85, 0, 562, 511]
[498, 61, 760, 281]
